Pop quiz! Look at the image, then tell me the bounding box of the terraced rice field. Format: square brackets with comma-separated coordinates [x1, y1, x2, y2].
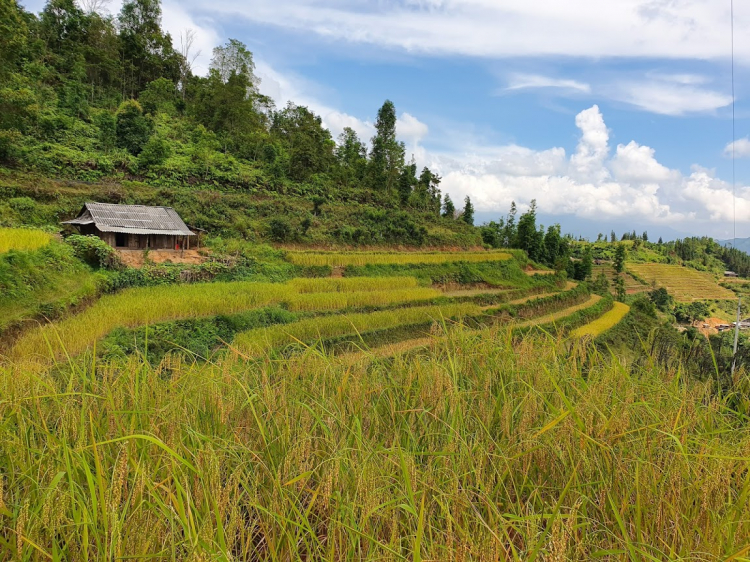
[8, 278, 440, 363]
[233, 303, 480, 357]
[286, 250, 512, 267]
[592, 264, 648, 295]
[572, 302, 630, 338]
[627, 263, 736, 302]
[0, 228, 52, 253]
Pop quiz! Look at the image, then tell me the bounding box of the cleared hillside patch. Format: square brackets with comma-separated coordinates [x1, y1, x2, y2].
[627, 263, 735, 302]
[572, 302, 630, 338]
[286, 250, 512, 267]
[0, 228, 52, 253]
[592, 264, 648, 295]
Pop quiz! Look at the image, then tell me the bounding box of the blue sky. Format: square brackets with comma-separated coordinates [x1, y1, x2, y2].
[21, 0, 750, 240]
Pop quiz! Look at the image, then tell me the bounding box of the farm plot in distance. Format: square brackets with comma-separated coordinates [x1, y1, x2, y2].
[627, 263, 735, 302]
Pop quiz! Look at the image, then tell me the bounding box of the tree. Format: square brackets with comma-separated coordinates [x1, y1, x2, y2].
[516, 200, 540, 259]
[271, 102, 335, 181]
[614, 275, 626, 301]
[369, 100, 404, 192]
[642, 231, 649, 242]
[613, 243, 626, 273]
[649, 287, 673, 312]
[397, 161, 417, 206]
[461, 196, 474, 226]
[335, 127, 366, 185]
[501, 202, 518, 247]
[442, 194, 456, 219]
[210, 38, 257, 85]
[610, 230, 616, 243]
[115, 99, 152, 155]
[0, 0, 28, 77]
[119, 0, 181, 96]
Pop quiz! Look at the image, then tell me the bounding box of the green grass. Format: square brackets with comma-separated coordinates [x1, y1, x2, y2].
[2, 328, 749, 559]
[0, 228, 52, 254]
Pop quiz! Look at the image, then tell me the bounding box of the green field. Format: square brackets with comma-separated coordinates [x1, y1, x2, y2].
[627, 263, 736, 302]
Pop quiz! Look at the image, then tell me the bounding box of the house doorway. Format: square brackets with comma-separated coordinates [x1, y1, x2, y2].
[115, 233, 127, 247]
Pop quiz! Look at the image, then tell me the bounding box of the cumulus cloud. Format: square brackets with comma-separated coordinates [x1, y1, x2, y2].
[431, 105, 747, 233]
[725, 138, 750, 158]
[505, 74, 591, 93]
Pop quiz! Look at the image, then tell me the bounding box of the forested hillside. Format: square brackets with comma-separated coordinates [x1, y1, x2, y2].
[0, 0, 480, 246]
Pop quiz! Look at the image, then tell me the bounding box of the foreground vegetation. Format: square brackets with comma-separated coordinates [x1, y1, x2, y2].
[0, 228, 51, 254]
[3, 327, 750, 560]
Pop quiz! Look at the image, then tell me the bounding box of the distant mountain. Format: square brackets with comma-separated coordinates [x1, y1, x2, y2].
[718, 238, 750, 254]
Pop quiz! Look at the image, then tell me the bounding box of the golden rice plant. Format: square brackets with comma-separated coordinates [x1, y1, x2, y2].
[8, 279, 435, 363]
[288, 276, 420, 293]
[286, 250, 512, 267]
[233, 302, 480, 356]
[9, 281, 293, 363]
[2, 328, 749, 559]
[628, 263, 735, 302]
[572, 302, 630, 338]
[286, 287, 440, 311]
[0, 228, 52, 253]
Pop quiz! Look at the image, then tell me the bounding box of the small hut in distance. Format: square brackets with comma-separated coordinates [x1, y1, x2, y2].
[63, 202, 195, 250]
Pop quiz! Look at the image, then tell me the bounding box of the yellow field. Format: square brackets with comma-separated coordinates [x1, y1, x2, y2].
[627, 263, 736, 302]
[572, 302, 630, 338]
[0, 228, 52, 253]
[286, 250, 512, 267]
[287, 276, 420, 293]
[8, 277, 436, 363]
[233, 303, 481, 356]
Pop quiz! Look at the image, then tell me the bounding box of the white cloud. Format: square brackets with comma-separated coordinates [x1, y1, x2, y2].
[725, 138, 750, 158]
[506, 74, 591, 93]
[425, 105, 748, 234]
[608, 77, 732, 115]
[182, 0, 750, 62]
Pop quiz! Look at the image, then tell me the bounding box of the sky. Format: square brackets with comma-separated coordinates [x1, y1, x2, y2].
[21, 0, 750, 241]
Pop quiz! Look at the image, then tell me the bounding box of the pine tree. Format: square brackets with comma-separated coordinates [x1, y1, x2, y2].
[461, 196, 474, 226]
[613, 243, 626, 273]
[442, 194, 456, 218]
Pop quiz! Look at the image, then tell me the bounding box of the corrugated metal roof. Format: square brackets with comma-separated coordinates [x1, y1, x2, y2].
[63, 202, 194, 236]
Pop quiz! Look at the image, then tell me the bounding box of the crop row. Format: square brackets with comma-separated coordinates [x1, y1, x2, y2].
[285, 250, 512, 267]
[232, 303, 482, 356]
[627, 263, 735, 301]
[8, 278, 435, 363]
[0, 228, 52, 254]
[572, 302, 630, 338]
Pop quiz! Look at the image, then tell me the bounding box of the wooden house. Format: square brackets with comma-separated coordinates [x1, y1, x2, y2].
[63, 202, 195, 250]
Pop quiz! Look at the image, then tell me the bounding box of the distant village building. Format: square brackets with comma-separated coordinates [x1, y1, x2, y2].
[63, 202, 195, 250]
[725, 271, 739, 277]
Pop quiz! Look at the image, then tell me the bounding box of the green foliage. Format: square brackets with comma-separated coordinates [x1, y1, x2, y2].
[101, 306, 297, 362]
[461, 195, 474, 226]
[116, 99, 152, 155]
[137, 133, 172, 168]
[649, 287, 673, 312]
[66, 234, 123, 269]
[442, 194, 455, 218]
[613, 243, 626, 273]
[674, 301, 710, 323]
[369, 99, 404, 192]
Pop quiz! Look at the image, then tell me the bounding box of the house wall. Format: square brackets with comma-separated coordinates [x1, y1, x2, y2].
[77, 226, 188, 250]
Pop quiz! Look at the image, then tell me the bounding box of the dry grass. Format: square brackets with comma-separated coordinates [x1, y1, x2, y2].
[2, 329, 749, 559]
[0, 228, 52, 253]
[286, 250, 512, 267]
[572, 302, 630, 338]
[628, 263, 736, 302]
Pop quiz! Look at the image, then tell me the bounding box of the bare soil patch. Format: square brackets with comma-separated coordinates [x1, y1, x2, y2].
[118, 249, 209, 268]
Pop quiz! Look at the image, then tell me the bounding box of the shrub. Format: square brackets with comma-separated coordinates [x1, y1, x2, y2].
[66, 234, 123, 270]
[116, 100, 152, 155]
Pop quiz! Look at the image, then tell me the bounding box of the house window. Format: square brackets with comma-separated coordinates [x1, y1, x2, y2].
[115, 233, 127, 247]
